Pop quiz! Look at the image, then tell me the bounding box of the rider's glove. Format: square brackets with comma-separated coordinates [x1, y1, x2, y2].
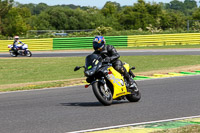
[103, 57, 111, 63]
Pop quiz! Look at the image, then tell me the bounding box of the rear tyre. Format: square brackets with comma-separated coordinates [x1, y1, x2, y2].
[92, 82, 113, 106]
[10, 51, 18, 57]
[26, 51, 32, 57]
[126, 82, 141, 102]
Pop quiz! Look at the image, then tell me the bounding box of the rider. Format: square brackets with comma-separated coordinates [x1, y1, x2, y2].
[13, 36, 25, 53]
[92, 36, 134, 89]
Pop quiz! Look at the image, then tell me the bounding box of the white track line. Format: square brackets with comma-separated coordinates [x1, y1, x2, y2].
[67, 115, 200, 133]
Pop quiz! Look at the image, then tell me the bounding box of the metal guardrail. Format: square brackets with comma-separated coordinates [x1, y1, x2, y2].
[53, 36, 127, 50]
[0, 38, 53, 51]
[128, 33, 200, 47]
[1, 33, 200, 51]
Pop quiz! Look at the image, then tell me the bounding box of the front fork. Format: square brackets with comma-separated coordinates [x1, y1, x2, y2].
[85, 78, 110, 97]
[101, 77, 109, 92]
[85, 77, 107, 89]
[129, 69, 136, 78]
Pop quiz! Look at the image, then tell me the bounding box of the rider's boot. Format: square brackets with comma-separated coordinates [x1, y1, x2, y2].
[124, 71, 133, 86]
[123, 69, 138, 92]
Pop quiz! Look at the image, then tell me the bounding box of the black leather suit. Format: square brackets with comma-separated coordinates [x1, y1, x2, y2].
[93, 45, 133, 85]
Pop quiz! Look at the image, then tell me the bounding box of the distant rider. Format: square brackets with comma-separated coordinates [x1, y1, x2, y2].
[92, 36, 135, 89]
[13, 36, 25, 53]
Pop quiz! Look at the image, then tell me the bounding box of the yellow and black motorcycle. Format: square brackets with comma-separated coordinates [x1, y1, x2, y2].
[74, 54, 141, 106]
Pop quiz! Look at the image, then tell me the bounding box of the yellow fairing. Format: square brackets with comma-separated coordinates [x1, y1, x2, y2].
[107, 66, 131, 99]
[123, 63, 130, 72]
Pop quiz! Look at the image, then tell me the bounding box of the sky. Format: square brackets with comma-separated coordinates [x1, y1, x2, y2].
[15, 0, 188, 7]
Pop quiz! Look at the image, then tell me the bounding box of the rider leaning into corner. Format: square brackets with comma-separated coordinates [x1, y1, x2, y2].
[92, 36, 135, 89]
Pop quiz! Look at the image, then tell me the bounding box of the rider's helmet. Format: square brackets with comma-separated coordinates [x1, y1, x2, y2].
[93, 36, 106, 51]
[14, 36, 19, 41]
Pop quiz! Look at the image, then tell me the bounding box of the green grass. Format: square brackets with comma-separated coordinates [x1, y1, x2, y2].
[0, 55, 200, 85]
[153, 125, 200, 133]
[0, 81, 69, 92]
[0, 57, 84, 85]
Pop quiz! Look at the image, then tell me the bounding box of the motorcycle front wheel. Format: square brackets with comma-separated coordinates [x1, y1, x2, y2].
[92, 82, 113, 106]
[26, 51, 32, 57]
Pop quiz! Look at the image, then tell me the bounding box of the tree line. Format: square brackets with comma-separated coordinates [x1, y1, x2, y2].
[0, 0, 200, 37]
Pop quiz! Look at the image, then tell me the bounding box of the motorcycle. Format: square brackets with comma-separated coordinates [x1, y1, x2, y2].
[8, 44, 32, 57]
[74, 53, 141, 106]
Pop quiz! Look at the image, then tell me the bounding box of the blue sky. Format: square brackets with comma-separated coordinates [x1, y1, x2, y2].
[15, 0, 187, 7]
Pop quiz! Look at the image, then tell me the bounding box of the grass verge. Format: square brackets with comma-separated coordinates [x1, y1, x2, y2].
[0, 55, 200, 91]
[153, 125, 200, 133]
[0, 78, 86, 92]
[1, 81, 67, 92]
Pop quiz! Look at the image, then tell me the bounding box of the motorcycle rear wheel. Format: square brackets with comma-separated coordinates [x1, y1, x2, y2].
[10, 51, 18, 57]
[92, 82, 113, 106]
[126, 82, 141, 102]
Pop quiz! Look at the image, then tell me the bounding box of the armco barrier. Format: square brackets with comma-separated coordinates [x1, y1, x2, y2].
[0, 40, 13, 51]
[53, 37, 93, 50]
[1, 33, 200, 52]
[0, 38, 53, 52]
[21, 38, 53, 51]
[105, 36, 127, 47]
[53, 36, 128, 50]
[128, 33, 200, 47]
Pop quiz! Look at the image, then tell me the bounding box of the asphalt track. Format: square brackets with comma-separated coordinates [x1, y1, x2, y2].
[0, 75, 200, 133]
[1, 49, 200, 57]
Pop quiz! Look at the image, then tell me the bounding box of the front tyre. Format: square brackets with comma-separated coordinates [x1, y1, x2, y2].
[92, 82, 113, 106]
[26, 51, 32, 57]
[126, 82, 141, 102]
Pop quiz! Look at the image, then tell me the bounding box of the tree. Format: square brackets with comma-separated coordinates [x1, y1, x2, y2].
[167, 10, 186, 29]
[0, 0, 14, 33]
[47, 8, 67, 30]
[0, 0, 195, 37]
[19, 3, 36, 15]
[2, 7, 31, 36]
[184, 0, 197, 9]
[118, 0, 163, 30]
[34, 11, 53, 30]
[101, 1, 120, 16]
[158, 10, 171, 30]
[34, 3, 48, 15]
[192, 8, 200, 20]
[118, 6, 134, 29]
[166, 0, 185, 12]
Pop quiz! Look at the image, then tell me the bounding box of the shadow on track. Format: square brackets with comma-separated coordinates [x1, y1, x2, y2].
[60, 101, 129, 107]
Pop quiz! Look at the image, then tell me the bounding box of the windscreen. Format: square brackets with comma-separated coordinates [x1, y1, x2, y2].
[85, 54, 100, 70]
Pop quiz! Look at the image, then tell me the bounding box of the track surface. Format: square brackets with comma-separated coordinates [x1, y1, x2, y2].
[1, 49, 200, 57]
[0, 75, 200, 133]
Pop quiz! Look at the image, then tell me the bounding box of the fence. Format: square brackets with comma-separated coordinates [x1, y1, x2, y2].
[53, 36, 127, 50]
[0, 38, 53, 52]
[128, 33, 200, 47]
[53, 37, 93, 50]
[1, 33, 200, 52]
